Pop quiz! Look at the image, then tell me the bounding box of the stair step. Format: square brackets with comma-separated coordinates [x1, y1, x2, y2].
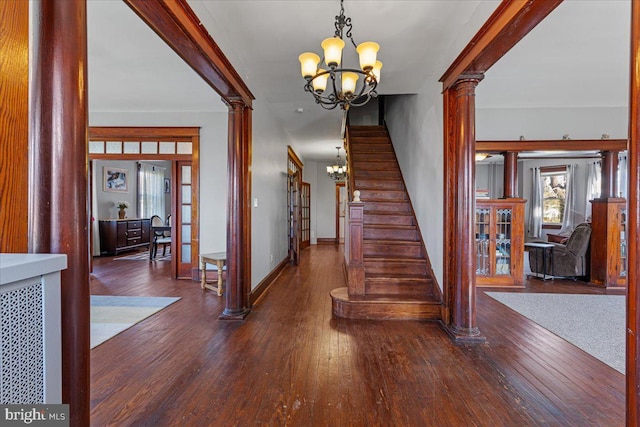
[365, 277, 434, 297]
[364, 258, 428, 275]
[354, 169, 401, 179]
[364, 225, 419, 241]
[363, 240, 423, 258]
[353, 160, 397, 171]
[330, 287, 441, 321]
[350, 152, 397, 161]
[355, 179, 404, 191]
[351, 144, 394, 153]
[358, 189, 407, 201]
[364, 212, 415, 226]
[364, 201, 411, 212]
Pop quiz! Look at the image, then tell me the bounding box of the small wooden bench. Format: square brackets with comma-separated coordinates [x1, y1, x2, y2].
[200, 252, 226, 296]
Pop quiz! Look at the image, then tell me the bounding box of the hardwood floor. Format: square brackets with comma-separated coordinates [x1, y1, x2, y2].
[90, 246, 624, 426]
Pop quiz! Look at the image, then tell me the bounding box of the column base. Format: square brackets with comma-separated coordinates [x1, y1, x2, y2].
[442, 322, 486, 344]
[219, 307, 250, 321]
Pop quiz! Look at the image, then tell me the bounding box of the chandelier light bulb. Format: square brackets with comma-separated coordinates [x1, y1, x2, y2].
[356, 41, 379, 72]
[299, 52, 320, 79]
[341, 72, 358, 96]
[372, 60, 383, 83]
[321, 37, 345, 68]
[312, 69, 329, 93]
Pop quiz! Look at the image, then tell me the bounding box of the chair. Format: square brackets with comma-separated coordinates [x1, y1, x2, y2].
[529, 223, 592, 278]
[150, 215, 171, 259]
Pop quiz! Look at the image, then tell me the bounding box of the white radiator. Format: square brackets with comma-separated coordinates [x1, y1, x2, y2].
[0, 254, 66, 404]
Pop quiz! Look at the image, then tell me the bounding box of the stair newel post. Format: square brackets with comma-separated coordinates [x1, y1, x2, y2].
[347, 191, 365, 296]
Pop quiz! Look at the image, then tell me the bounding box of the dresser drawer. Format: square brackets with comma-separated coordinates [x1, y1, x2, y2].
[126, 229, 141, 238]
[127, 237, 142, 246]
[128, 221, 142, 229]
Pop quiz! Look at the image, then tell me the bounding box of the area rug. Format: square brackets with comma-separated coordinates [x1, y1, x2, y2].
[114, 250, 171, 261]
[90, 295, 180, 348]
[485, 292, 625, 374]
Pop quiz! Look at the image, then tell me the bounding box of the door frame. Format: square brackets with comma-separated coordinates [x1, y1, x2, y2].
[88, 126, 200, 280]
[335, 182, 346, 244]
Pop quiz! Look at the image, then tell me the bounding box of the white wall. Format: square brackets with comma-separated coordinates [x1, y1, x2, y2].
[94, 159, 139, 219]
[90, 111, 228, 256]
[250, 98, 293, 288]
[476, 106, 628, 140]
[315, 165, 339, 239]
[385, 80, 444, 288]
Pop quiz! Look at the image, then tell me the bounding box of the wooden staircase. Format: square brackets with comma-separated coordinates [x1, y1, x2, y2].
[331, 125, 442, 320]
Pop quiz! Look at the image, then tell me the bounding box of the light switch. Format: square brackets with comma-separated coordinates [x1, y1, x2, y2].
[253, 198, 258, 208]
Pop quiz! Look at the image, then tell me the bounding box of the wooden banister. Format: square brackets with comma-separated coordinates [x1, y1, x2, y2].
[344, 124, 356, 202]
[347, 200, 365, 296]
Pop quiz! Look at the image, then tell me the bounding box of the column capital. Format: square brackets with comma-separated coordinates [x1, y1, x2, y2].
[224, 97, 247, 111]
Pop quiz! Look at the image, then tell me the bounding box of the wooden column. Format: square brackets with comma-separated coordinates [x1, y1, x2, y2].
[627, 2, 640, 423]
[30, 0, 89, 425]
[601, 150, 619, 198]
[242, 106, 253, 310]
[503, 151, 518, 198]
[445, 76, 485, 342]
[0, 0, 29, 253]
[347, 202, 365, 296]
[221, 99, 250, 320]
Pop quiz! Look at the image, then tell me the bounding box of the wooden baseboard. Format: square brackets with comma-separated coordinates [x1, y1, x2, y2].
[316, 238, 337, 245]
[249, 257, 289, 306]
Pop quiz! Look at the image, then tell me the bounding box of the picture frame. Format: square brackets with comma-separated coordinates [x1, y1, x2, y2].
[164, 178, 171, 194]
[103, 167, 128, 192]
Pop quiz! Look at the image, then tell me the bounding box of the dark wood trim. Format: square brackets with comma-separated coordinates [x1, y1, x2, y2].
[542, 224, 562, 230]
[287, 146, 304, 171]
[503, 151, 518, 198]
[0, 0, 29, 253]
[627, 1, 640, 422]
[476, 139, 628, 153]
[346, 202, 365, 296]
[443, 77, 485, 343]
[316, 238, 337, 245]
[540, 165, 568, 174]
[123, 0, 254, 107]
[221, 100, 250, 320]
[89, 126, 200, 139]
[335, 182, 345, 243]
[30, 1, 90, 424]
[440, 0, 562, 90]
[88, 154, 192, 161]
[249, 257, 288, 306]
[442, 88, 456, 325]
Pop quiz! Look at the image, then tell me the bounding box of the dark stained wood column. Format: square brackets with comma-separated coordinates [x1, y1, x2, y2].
[601, 150, 619, 198]
[0, 0, 29, 252]
[221, 99, 250, 320]
[242, 106, 253, 310]
[30, 0, 89, 425]
[627, 1, 640, 423]
[445, 76, 485, 343]
[503, 151, 518, 198]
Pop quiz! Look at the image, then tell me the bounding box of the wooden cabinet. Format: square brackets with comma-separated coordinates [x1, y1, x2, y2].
[590, 198, 626, 288]
[99, 218, 150, 255]
[475, 199, 526, 287]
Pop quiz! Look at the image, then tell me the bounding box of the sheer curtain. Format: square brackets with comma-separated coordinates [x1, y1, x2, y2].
[138, 163, 165, 219]
[528, 167, 543, 238]
[585, 160, 601, 222]
[618, 153, 628, 199]
[559, 164, 578, 234]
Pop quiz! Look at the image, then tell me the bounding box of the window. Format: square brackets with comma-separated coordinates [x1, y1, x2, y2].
[541, 166, 568, 227]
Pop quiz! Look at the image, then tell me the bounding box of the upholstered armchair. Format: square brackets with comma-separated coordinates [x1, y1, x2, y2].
[529, 223, 592, 278]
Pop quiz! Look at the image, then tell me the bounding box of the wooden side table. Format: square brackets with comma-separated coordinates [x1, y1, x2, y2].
[200, 252, 226, 296]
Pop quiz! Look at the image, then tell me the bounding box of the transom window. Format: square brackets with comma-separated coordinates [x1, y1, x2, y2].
[541, 166, 568, 226]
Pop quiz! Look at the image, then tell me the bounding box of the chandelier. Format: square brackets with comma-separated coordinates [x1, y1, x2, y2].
[327, 147, 347, 180]
[298, 0, 382, 110]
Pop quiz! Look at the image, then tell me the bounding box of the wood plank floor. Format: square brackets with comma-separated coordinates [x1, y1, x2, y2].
[90, 246, 624, 426]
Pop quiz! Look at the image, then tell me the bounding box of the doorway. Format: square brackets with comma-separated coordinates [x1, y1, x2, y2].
[335, 182, 346, 244]
[287, 147, 304, 264]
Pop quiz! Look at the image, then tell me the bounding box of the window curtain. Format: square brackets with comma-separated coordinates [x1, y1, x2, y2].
[618, 153, 628, 199]
[528, 167, 543, 238]
[559, 164, 578, 234]
[585, 160, 601, 222]
[138, 163, 165, 219]
[91, 160, 101, 256]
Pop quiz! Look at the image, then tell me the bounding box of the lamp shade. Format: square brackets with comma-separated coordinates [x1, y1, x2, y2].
[312, 69, 329, 93]
[356, 41, 379, 71]
[326, 166, 333, 174]
[372, 60, 383, 83]
[299, 52, 320, 79]
[341, 72, 358, 96]
[321, 37, 345, 68]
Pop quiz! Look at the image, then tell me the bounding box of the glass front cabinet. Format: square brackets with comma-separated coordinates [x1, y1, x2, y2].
[590, 198, 626, 288]
[475, 199, 526, 287]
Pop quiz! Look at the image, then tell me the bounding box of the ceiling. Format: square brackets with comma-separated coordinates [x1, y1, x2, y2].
[87, 0, 630, 162]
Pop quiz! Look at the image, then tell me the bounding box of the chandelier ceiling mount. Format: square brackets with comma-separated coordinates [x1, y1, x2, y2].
[299, 0, 382, 111]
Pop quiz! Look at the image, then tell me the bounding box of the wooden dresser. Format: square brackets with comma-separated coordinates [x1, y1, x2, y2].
[99, 218, 150, 255]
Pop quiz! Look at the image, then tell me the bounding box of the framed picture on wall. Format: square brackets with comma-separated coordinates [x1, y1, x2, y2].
[104, 167, 128, 192]
[164, 178, 170, 194]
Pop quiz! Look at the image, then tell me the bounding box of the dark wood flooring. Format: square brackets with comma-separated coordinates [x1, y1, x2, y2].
[90, 246, 624, 426]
